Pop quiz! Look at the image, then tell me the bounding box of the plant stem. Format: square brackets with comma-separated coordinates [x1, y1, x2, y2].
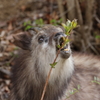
[40, 36, 68, 100]
[40, 49, 61, 100]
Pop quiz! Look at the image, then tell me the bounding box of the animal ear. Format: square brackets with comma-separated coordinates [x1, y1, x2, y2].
[13, 32, 32, 50]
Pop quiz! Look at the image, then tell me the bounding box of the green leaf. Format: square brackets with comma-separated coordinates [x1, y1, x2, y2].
[57, 45, 61, 48]
[61, 39, 70, 49]
[25, 25, 33, 31]
[50, 62, 58, 68]
[71, 19, 78, 28]
[23, 21, 31, 26]
[35, 18, 44, 26]
[64, 39, 70, 44]
[70, 90, 74, 94]
[62, 23, 67, 29]
[39, 18, 44, 25]
[91, 80, 95, 83]
[23, 22, 27, 26]
[62, 19, 78, 35]
[73, 88, 77, 91]
[50, 19, 63, 25]
[66, 28, 71, 35]
[77, 85, 80, 90]
[95, 35, 100, 39]
[58, 18, 63, 24]
[50, 19, 58, 26]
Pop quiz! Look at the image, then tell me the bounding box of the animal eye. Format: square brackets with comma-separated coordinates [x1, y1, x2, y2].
[38, 36, 45, 43]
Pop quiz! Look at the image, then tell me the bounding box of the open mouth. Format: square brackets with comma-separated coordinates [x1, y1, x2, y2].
[56, 37, 68, 51]
[56, 37, 70, 58]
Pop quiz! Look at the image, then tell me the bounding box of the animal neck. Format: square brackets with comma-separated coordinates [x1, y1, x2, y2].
[48, 55, 74, 83]
[24, 54, 74, 100]
[27, 53, 74, 86]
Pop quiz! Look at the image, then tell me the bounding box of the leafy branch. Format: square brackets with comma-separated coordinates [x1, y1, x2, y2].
[66, 85, 80, 99]
[62, 76, 100, 100]
[92, 76, 100, 85]
[40, 19, 78, 100]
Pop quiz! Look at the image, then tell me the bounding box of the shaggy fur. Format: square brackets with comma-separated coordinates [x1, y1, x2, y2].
[10, 25, 100, 100]
[10, 25, 74, 100]
[62, 53, 100, 100]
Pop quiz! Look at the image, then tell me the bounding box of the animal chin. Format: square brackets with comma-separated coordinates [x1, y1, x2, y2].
[60, 48, 70, 59]
[57, 46, 70, 59]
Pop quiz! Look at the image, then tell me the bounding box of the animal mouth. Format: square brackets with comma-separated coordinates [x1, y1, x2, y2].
[56, 37, 67, 51]
[56, 37, 70, 58]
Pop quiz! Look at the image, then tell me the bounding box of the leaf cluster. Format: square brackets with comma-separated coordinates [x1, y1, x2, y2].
[23, 21, 33, 31]
[50, 19, 63, 26]
[35, 18, 44, 27]
[50, 19, 78, 68]
[62, 19, 78, 35]
[66, 85, 80, 99]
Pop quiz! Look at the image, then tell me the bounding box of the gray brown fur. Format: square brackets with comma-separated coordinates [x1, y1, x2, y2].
[10, 25, 100, 100]
[63, 53, 100, 100]
[10, 50, 71, 100]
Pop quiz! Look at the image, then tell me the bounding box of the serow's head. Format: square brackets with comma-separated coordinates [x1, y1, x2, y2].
[13, 25, 71, 59]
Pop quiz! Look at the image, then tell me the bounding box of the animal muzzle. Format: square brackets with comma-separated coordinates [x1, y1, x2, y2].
[54, 32, 71, 59]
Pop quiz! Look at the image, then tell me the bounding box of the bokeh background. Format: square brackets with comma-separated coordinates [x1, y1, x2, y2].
[0, 0, 100, 99]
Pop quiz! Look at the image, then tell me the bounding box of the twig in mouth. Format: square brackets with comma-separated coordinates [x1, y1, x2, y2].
[40, 36, 69, 100]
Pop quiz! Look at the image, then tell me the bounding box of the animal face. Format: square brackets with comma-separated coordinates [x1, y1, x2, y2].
[13, 25, 71, 59]
[11, 25, 74, 100]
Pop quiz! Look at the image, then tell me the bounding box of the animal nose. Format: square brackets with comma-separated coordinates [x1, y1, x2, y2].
[54, 32, 65, 46]
[54, 32, 63, 39]
[54, 32, 65, 40]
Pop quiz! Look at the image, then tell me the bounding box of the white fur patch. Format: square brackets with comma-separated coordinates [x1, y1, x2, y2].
[49, 55, 74, 84]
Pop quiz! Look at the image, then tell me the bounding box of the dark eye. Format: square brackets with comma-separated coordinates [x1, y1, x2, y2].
[38, 36, 45, 43]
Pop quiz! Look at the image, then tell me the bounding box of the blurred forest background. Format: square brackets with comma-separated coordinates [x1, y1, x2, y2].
[0, 0, 100, 100]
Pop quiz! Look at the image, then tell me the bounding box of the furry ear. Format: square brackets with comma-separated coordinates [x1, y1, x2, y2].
[13, 32, 32, 50]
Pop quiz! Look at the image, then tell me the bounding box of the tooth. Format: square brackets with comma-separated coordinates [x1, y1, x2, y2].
[64, 49, 69, 51]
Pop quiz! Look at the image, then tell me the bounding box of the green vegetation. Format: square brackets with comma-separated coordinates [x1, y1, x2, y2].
[23, 21, 33, 31]
[95, 35, 100, 39]
[23, 18, 63, 30]
[50, 19, 63, 26]
[92, 76, 100, 85]
[66, 85, 80, 99]
[50, 19, 78, 68]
